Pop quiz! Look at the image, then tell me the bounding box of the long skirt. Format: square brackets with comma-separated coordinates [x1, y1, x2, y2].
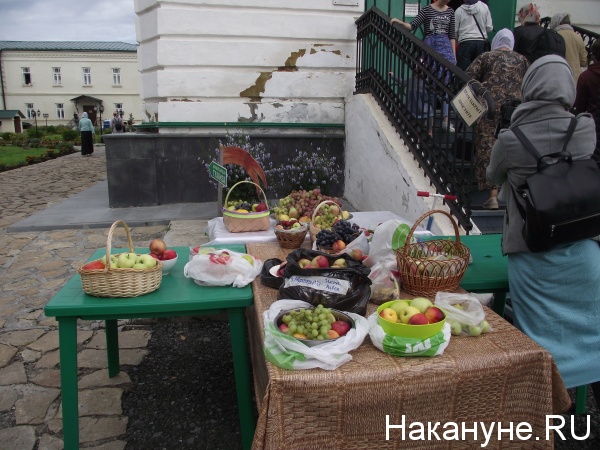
[81, 131, 94, 156]
[508, 240, 600, 388]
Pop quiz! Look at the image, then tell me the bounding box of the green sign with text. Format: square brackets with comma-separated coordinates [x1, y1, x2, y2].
[209, 161, 227, 186]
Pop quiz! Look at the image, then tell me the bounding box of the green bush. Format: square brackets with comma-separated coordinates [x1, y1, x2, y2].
[28, 138, 42, 148]
[57, 142, 75, 154]
[26, 128, 45, 138]
[1, 132, 11, 141]
[46, 125, 57, 133]
[62, 129, 78, 141]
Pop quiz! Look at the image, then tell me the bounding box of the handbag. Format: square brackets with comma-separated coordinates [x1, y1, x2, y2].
[510, 118, 600, 252]
[473, 16, 491, 52]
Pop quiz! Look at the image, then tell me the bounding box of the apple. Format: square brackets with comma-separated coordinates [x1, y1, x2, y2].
[279, 323, 289, 333]
[311, 255, 329, 268]
[132, 262, 148, 269]
[342, 210, 350, 220]
[292, 222, 302, 229]
[288, 207, 300, 219]
[297, 258, 312, 268]
[162, 249, 177, 260]
[399, 306, 421, 324]
[424, 306, 445, 324]
[82, 260, 105, 270]
[327, 330, 340, 339]
[298, 216, 311, 223]
[251, 203, 258, 212]
[480, 320, 492, 334]
[150, 253, 160, 260]
[332, 240, 346, 253]
[389, 300, 410, 316]
[275, 224, 284, 230]
[332, 258, 347, 268]
[379, 308, 398, 323]
[331, 321, 351, 336]
[349, 249, 363, 261]
[117, 253, 138, 268]
[192, 246, 201, 254]
[467, 325, 482, 337]
[255, 202, 269, 212]
[101, 255, 118, 266]
[137, 254, 158, 269]
[448, 320, 463, 336]
[241, 254, 254, 266]
[149, 238, 167, 256]
[279, 214, 290, 221]
[408, 313, 429, 325]
[410, 297, 433, 313]
[329, 204, 341, 216]
[292, 333, 307, 340]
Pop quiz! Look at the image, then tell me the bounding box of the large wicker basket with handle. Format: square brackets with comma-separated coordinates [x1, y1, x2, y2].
[309, 200, 341, 243]
[222, 181, 270, 233]
[396, 210, 470, 297]
[78, 220, 163, 298]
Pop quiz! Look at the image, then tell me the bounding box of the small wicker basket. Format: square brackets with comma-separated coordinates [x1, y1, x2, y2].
[274, 225, 309, 249]
[222, 181, 270, 233]
[396, 210, 470, 298]
[78, 220, 163, 298]
[309, 200, 341, 243]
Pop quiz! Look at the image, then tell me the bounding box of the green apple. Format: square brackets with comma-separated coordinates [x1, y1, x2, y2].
[117, 252, 138, 268]
[241, 254, 254, 266]
[101, 255, 118, 266]
[448, 319, 463, 336]
[390, 300, 410, 316]
[467, 325, 482, 337]
[132, 262, 147, 269]
[137, 254, 157, 268]
[399, 306, 420, 324]
[480, 320, 492, 334]
[410, 297, 433, 313]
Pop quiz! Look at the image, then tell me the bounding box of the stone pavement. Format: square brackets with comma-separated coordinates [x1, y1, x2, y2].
[0, 147, 209, 449]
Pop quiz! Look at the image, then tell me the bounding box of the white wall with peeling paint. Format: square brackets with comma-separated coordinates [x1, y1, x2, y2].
[134, 0, 363, 127]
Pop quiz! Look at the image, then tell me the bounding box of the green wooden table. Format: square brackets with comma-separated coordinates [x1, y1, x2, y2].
[44, 244, 255, 450]
[427, 234, 509, 316]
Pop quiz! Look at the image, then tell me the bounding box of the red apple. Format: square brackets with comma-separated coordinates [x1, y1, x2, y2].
[82, 260, 105, 270]
[332, 240, 346, 253]
[162, 249, 177, 260]
[279, 323, 289, 333]
[149, 238, 167, 256]
[408, 313, 430, 325]
[150, 253, 160, 260]
[331, 320, 351, 336]
[312, 255, 329, 268]
[424, 306, 445, 324]
[192, 246, 200, 253]
[349, 249, 363, 261]
[255, 202, 269, 212]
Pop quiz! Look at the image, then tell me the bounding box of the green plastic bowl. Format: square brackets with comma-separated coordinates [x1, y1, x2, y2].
[377, 300, 446, 339]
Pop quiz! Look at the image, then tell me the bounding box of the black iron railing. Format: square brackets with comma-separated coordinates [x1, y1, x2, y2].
[355, 7, 494, 231]
[541, 17, 599, 65]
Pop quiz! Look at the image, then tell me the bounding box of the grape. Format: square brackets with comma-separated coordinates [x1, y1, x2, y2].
[279, 305, 335, 340]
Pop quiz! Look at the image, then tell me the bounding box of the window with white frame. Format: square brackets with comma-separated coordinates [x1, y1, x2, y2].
[112, 68, 121, 86]
[22, 67, 32, 85]
[26, 103, 35, 119]
[82, 67, 92, 85]
[56, 103, 65, 119]
[114, 103, 123, 116]
[53, 67, 62, 86]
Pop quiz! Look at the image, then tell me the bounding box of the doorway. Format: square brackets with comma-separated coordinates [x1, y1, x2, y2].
[83, 105, 97, 125]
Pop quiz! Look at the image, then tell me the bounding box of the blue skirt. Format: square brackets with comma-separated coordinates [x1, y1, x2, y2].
[508, 240, 600, 388]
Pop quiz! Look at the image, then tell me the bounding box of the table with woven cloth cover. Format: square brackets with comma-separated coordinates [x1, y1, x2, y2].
[246, 242, 571, 450]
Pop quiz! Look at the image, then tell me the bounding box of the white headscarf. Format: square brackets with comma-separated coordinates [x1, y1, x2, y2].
[491, 29, 514, 51]
[81, 112, 88, 118]
[549, 13, 572, 32]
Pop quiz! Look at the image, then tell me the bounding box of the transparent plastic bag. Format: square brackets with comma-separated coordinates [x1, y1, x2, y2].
[183, 249, 262, 288]
[434, 292, 493, 337]
[368, 256, 401, 305]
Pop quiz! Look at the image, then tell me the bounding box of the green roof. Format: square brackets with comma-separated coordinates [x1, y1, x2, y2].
[0, 41, 137, 52]
[0, 110, 25, 119]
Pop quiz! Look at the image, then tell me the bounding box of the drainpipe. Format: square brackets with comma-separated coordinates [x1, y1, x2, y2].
[0, 50, 6, 109]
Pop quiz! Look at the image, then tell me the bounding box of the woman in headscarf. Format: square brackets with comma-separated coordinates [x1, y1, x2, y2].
[466, 29, 529, 209]
[549, 12, 587, 82]
[513, 3, 565, 63]
[487, 55, 600, 408]
[78, 112, 95, 157]
[391, 0, 457, 132]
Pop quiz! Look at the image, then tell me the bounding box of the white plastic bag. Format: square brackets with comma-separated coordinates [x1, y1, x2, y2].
[363, 220, 412, 267]
[183, 249, 262, 288]
[368, 255, 400, 304]
[434, 292, 492, 337]
[263, 299, 369, 370]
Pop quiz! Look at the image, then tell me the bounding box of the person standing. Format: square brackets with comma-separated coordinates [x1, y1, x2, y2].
[455, 0, 493, 71]
[549, 12, 588, 83]
[111, 112, 124, 134]
[78, 112, 95, 157]
[573, 38, 600, 157]
[486, 55, 600, 408]
[466, 29, 529, 209]
[391, 0, 457, 132]
[513, 3, 565, 63]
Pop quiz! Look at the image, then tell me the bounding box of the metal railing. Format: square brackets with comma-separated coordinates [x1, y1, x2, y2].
[540, 17, 599, 65]
[355, 7, 494, 231]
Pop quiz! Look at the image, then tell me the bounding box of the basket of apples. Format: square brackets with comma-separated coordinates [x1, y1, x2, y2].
[377, 297, 446, 339]
[78, 220, 163, 298]
[274, 218, 308, 249]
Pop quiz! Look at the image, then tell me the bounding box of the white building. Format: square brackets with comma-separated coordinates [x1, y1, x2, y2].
[0, 41, 141, 133]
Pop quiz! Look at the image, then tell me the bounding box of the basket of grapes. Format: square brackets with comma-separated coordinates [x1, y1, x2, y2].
[309, 200, 344, 243]
[315, 220, 361, 254]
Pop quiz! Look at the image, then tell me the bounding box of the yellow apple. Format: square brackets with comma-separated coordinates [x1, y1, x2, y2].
[379, 307, 398, 323]
[241, 254, 254, 266]
[389, 300, 410, 316]
[399, 306, 421, 324]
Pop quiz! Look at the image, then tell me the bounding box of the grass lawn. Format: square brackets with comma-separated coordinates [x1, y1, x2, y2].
[0, 146, 53, 167]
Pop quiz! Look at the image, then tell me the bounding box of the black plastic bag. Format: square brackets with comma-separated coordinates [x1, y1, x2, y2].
[277, 249, 372, 316]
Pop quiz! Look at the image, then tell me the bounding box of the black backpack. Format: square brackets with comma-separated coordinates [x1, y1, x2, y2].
[531, 28, 566, 62]
[114, 117, 123, 131]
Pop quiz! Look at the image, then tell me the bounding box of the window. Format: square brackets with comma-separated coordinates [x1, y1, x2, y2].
[56, 103, 65, 119]
[53, 67, 62, 85]
[112, 68, 121, 86]
[82, 67, 91, 85]
[22, 67, 32, 85]
[26, 103, 34, 119]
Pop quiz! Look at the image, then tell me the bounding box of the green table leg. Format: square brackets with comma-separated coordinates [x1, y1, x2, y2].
[58, 317, 79, 450]
[492, 291, 507, 318]
[228, 308, 255, 450]
[105, 319, 120, 377]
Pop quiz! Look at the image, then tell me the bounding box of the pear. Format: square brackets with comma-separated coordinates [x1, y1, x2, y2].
[288, 207, 300, 219]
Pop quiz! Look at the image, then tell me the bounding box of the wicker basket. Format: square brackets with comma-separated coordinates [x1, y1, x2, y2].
[275, 225, 309, 249]
[222, 181, 270, 233]
[396, 210, 470, 298]
[309, 200, 341, 243]
[78, 220, 163, 298]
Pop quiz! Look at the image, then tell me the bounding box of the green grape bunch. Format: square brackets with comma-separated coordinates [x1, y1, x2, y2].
[278, 305, 337, 340]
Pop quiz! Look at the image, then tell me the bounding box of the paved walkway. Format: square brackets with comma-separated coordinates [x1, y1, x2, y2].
[0, 146, 210, 449]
